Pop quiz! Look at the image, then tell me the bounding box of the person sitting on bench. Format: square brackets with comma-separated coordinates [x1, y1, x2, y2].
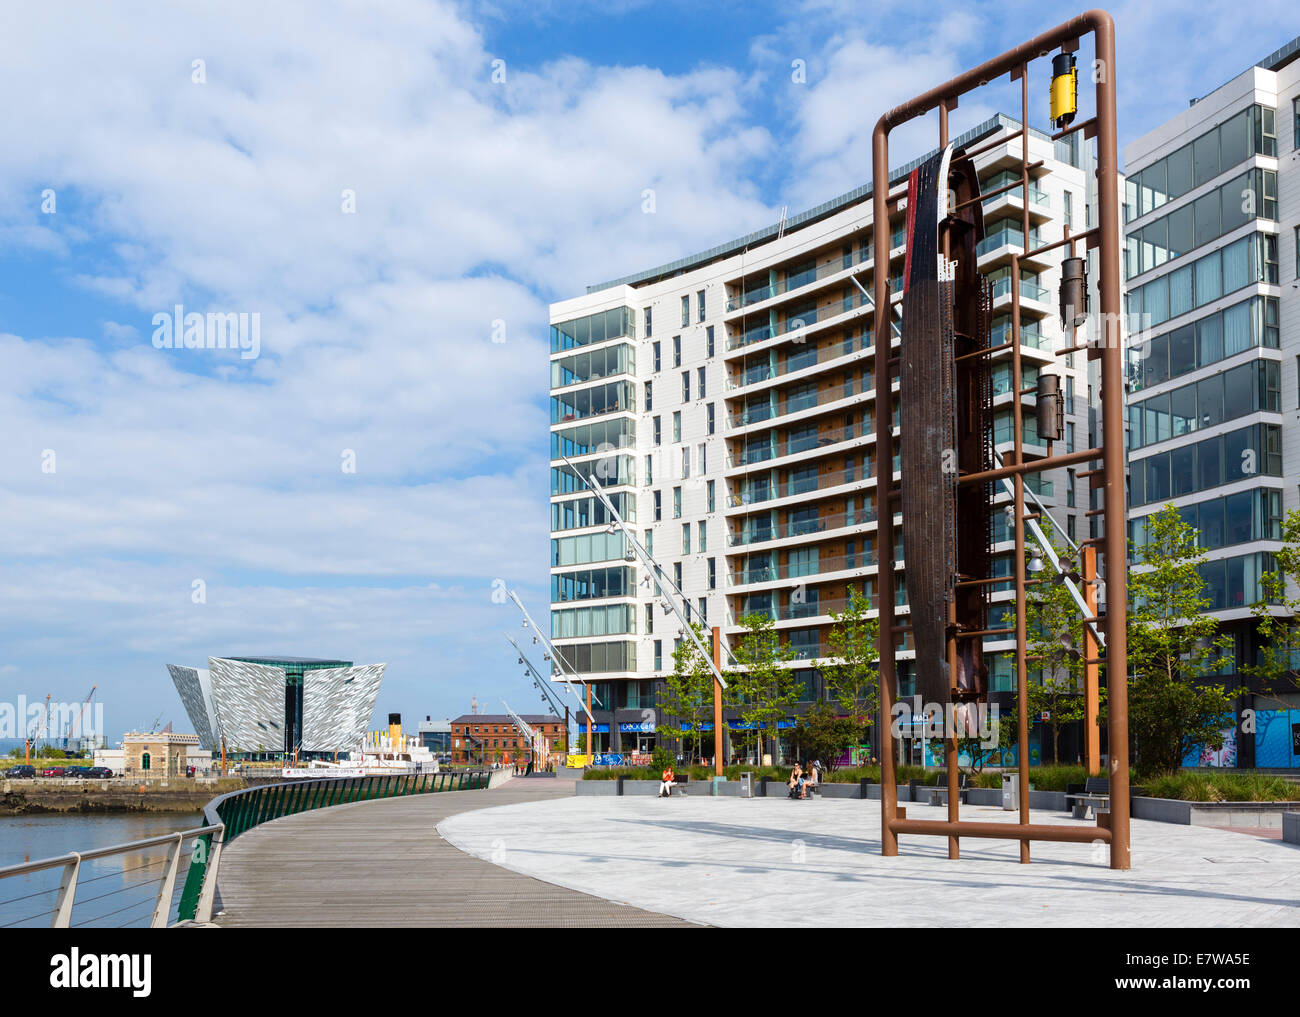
[658, 765, 675, 798]
[790, 763, 811, 799]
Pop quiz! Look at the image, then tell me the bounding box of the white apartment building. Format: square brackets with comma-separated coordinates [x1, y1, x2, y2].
[549, 113, 1095, 761]
[1123, 37, 1300, 769]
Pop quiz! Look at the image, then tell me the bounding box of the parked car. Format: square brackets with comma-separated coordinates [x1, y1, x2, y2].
[5, 765, 36, 779]
[41, 767, 66, 777]
[64, 766, 90, 778]
[85, 766, 116, 779]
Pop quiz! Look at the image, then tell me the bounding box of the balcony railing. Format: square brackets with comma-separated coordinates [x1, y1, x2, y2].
[990, 277, 1051, 303]
[727, 507, 878, 547]
[729, 550, 878, 586]
[726, 250, 872, 312]
[728, 379, 866, 429]
[728, 331, 872, 389]
[726, 292, 871, 352]
[728, 419, 873, 468]
[728, 464, 874, 507]
[977, 226, 1044, 258]
[989, 322, 1048, 350]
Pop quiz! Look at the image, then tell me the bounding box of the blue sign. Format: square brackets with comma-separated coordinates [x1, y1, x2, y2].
[619, 721, 656, 733]
[578, 722, 610, 733]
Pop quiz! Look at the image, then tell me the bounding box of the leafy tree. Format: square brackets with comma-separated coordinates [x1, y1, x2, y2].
[731, 612, 802, 765]
[655, 622, 718, 763]
[1245, 506, 1300, 699]
[1125, 504, 1240, 774]
[822, 586, 880, 729]
[1002, 521, 1091, 765]
[790, 700, 868, 773]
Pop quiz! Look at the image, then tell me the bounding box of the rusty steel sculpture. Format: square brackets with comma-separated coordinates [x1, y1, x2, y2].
[873, 9, 1131, 868]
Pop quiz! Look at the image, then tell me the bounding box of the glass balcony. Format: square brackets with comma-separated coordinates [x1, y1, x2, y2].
[989, 322, 1047, 350]
[725, 250, 872, 312]
[725, 293, 870, 352]
[730, 550, 878, 585]
[727, 506, 878, 547]
[990, 277, 1051, 303]
[727, 332, 872, 389]
[727, 380, 859, 429]
[728, 463, 875, 508]
[977, 226, 1043, 258]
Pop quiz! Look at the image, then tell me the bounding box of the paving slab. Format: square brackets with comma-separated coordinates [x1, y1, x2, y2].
[437, 794, 1300, 927]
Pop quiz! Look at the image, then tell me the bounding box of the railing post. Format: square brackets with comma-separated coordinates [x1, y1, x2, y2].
[151, 834, 186, 928]
[194, 827, 224, 924]
[51, 854, 81, 928]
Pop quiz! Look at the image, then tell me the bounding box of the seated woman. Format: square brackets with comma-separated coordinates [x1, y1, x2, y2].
[658, 765, 675, 798]
[789, 763, 805, 798]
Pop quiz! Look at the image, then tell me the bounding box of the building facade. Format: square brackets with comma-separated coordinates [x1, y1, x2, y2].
[1123, 38, 1300, 768]
[450, 714, 566, 766]
[121, 731, 199, 779]
[549, 113, 1096, 762]
[167, 656, 385, 758]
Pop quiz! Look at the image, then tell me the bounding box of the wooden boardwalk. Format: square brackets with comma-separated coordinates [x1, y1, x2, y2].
[211, 778, 696, 927]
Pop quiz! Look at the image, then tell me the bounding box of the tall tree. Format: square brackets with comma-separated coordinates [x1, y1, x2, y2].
[1001, 521, 1093, 764]
[1125, 504, 1240, 774]
[1245, 506, 1300, 696]
[655, 622, 717, 763]
[731, 612, 802, 764]
[822, 586, 880, 729]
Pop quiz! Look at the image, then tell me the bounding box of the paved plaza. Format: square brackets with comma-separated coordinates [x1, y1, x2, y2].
[438, 786, 1300, 927]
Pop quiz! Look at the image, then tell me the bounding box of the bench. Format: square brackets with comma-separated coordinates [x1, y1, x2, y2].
[788, 778, 821, 799]
[1065, 777, 1110, 819]
[928, 772, 970, 807]
[669, 774, 689, 796]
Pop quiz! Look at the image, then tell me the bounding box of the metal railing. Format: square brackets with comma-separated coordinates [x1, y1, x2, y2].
[727, 331, 872, 390]
[0, 770, 489, 928]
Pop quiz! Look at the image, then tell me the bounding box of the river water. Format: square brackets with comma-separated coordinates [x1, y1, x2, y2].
[0, 812, 204, 928]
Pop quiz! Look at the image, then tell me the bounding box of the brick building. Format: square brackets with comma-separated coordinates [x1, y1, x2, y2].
[451, 715, 566, 766]
[122, 731, 200, 779]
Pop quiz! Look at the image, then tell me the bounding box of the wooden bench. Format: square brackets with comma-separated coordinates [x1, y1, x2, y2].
[1065, 777, 1110, 819]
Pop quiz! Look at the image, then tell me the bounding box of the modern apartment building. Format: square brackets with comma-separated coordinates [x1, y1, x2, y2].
[549, 113, 1095, 761]
[1123, 38, 1300, 769]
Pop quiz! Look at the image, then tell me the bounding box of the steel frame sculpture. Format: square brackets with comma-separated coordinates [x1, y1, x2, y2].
[873, 9, 1130, 868]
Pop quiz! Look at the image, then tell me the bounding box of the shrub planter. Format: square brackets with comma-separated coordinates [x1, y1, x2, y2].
[1132, 796, 1300, 829]
[573, 780, 618, 796]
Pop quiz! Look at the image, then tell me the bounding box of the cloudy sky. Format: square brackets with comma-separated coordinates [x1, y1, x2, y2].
[0, 0, 1292, 742]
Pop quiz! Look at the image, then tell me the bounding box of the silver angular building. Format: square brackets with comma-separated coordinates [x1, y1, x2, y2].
[167, 655, 385, 757]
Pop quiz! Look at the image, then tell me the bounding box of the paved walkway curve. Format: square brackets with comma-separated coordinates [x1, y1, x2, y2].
[211, 778, 696, 927]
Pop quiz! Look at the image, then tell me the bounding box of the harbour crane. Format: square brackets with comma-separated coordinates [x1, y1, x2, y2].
[24, 694, 51, 763]
[63, 685, 97, 751]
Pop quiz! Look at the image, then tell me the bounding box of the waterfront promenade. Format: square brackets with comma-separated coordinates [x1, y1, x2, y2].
[209, 778, 1299, 927]
[210, 777, 693, 927]
[437, 790, 1300, 927]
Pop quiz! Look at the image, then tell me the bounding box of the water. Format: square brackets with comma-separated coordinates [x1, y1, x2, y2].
[0, 812, 203, 928]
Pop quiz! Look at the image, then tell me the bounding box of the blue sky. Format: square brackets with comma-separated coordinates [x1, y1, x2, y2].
[0, 0, 1293, 744]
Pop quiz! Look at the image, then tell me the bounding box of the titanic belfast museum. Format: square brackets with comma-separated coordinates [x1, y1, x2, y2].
[167, 655, 385, 758]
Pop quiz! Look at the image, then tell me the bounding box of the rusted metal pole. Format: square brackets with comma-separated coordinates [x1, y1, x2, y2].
[871, 120, 898, 858]
[712, 626, 724, 777]
[1091, 11, 1131, 870]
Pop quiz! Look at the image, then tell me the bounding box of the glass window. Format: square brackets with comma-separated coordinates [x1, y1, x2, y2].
[1193, 191, 1219, 247]
[1198, 497, 1225, 548]
[1219, 172, 1251, 234]
[1145, 452, 1171, 502]
[1196, 375, 1223, 428]
[1193, 131, 1219, 188]
[1166, 144, 1193, 197]
[1170, 443, 1195, 497]
[1167, 204, 1194, 258]
[1222, 236, 1249, 292]
[1194, 252, 1221, 306]
[1219, 110, 1250, 167]
[1223, 427, 1250, 484]
[1222, 363, 1253, 417]
[1170, 384, 1197, 437]
[1196, 313, 1222, 367]
[1167, 325, 1195, 377]
[1196, 434, 1220, 490]
[1224, 490, 1253, 545]
[1169, 265, 1194, 319]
